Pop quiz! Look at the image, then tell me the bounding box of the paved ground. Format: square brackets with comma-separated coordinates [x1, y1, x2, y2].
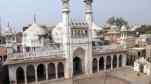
[110, 66, 151, 84]
[40, 66, 151, 84]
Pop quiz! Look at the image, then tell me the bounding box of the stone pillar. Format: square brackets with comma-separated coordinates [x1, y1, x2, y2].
[117, 55, 119, 68]
[9, 66, 17, 84]
[34, 65, 38, 84]
[55, 63, 58, 79]
[111, 55, 113, 70]
[122, 54, 127, 67]
[97, 58, 100, 72]
[45, 64, 48, 80]
[24, 66, 27, 84]
[104, 56, 106, 71]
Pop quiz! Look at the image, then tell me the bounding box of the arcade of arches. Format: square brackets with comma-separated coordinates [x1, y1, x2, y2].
[92, 54, 125, 73]
[16, 62, 64, 84]
[15, 54, 125, 84]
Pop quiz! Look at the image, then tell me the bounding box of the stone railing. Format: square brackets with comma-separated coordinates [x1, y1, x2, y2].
[7, 49, 64, 60]
[71, 38, 89, 43]
[93, 45, 127, 54]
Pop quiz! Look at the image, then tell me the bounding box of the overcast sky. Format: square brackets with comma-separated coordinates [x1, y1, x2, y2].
[0, 0, 151, 31]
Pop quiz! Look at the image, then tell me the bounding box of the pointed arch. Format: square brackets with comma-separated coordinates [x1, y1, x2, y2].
[106, 56, 111, 70]
[48, 63, 56, 79]
[99, 57, 104, 70]
[27, 65, 35, 83]
[92, 58, 98, 73]
[57, 62, 64, 78]
[16, 67, 25, 84]
[37, 64, 46, 81]
[113, 55, 117, 68]
[119, 55, 122, 67]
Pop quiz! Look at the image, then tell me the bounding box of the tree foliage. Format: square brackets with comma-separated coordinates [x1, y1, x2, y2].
[106, 16, 128, 27]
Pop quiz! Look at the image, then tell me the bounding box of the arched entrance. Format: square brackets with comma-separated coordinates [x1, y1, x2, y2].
[99, 57, 104, 70]
[92, 58, 98, 73]
[119, 55, 122, 67]
[58, 62, 64, 78]
[37, 64, 46, 81]
[27, 65, 35, 83]
[73, 48, 85, 75]
[106, 56, 111, 70]
[113, 55, 117, 68]
[73, 57, 82, 75]
[48, 63, 55, 79]
[16, 67, 25, 84]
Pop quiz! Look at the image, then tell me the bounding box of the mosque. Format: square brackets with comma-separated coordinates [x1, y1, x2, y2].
[5, 0, 128, 84]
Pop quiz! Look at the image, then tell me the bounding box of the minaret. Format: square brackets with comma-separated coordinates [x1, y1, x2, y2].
[60, 0, 72, 78]
[83, 0, 93, 75]
[84, 0, 93, 25]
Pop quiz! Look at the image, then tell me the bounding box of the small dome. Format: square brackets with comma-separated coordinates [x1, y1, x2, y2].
[52, 22, 65, 43]
[121, 25, 128, 31]
[24, 23, 46, 35]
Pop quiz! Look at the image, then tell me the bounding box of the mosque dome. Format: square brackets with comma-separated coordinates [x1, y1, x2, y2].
[121, 25, 128, 32]
[24, 23, 46, 35]
[52, 22, 65, 43]
[23, 23, 46, 47]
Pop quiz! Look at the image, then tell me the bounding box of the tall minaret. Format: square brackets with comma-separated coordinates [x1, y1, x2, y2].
[83, 0, 93, 75]
[84, 0, 93, 25]
[60, 0, 72, 78]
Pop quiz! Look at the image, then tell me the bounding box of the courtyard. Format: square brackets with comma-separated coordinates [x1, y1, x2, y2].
[48, 66, 151, 84]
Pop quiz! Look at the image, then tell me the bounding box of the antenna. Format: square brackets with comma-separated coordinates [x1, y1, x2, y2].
[33, 13, 37, 24]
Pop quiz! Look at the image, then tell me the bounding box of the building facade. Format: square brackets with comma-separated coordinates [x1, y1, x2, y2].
[5, 0, 127, 84]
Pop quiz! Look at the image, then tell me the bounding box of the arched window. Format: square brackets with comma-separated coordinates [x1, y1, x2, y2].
[27, 65, 35, 83]
[48, 63, 56, 79]
[58, 62, 64, 78]
[16, 67, 25, 84]
[37, 64, 46, 81]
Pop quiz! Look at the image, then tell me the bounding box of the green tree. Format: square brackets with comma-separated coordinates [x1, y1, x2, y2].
[106, 16, 128, 27]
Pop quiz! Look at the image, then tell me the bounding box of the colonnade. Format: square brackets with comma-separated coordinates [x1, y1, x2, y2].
[15, 62, 64, 84]
[92, 54, 126, 73]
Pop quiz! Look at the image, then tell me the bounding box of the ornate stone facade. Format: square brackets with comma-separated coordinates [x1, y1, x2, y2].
[5, 0, 127, 84]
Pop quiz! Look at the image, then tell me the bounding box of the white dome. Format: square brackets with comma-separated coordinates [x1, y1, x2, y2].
[24, 23, 46, 35]
[121, 25, 128, 31]
[52, 22, 65, 43]
[23, 23, 46, 47]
